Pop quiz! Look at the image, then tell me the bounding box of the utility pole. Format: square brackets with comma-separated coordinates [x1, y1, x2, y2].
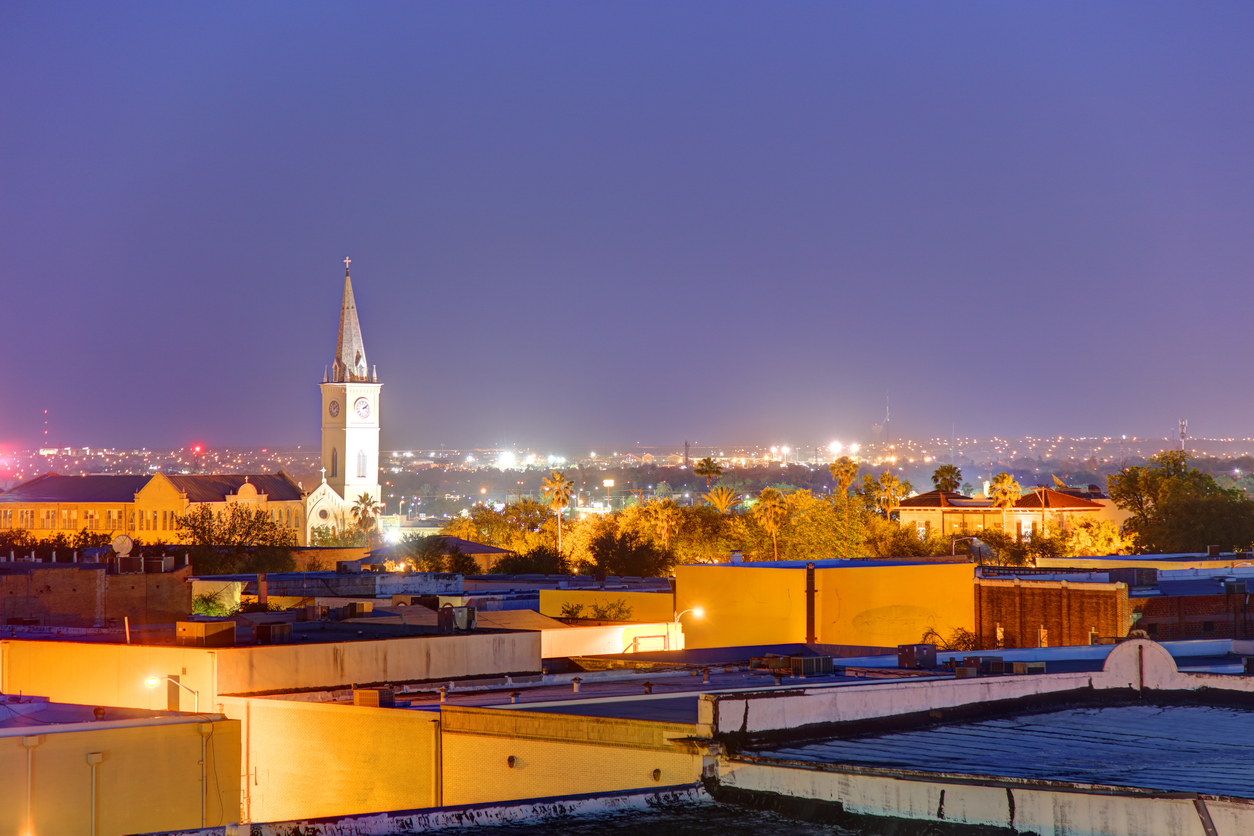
[683, 440, 690, 468]
[1179, 419, 1187, 452]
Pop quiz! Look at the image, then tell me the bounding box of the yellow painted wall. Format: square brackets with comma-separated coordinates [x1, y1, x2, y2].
[816, 563, 974, 647]
[440, 706, 701, 806]
[219, 697, 438, 823]
[1, 640, 219, 710]
[675, 563, 975, 649]
[674, 565, 807, 648]
[538, 589, 675, 622]
[0, 717, 239, 836]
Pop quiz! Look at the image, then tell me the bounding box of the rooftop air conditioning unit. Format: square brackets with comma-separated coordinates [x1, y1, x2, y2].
[255, 623, 291, 645]
[437, 605, 476, 633]
[898, 644, 937, 670]
[353, 688, 395, 708]
[790, 656, 834, 677]
[176, 621, 236, 648]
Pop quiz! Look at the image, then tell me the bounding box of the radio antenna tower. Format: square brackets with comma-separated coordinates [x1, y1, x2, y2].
[1179, 419, 1187, 452]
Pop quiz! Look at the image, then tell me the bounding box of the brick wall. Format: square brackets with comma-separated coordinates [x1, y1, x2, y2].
[105, 564, 193, 625]
[0, 564, 192, 627]
[1137, 594, 1254, 641]
[974, 579, 1133, 649]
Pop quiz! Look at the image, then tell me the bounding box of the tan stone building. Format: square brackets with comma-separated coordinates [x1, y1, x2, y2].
[896, 487, 1118, 539]
[0, 471, 308, 544]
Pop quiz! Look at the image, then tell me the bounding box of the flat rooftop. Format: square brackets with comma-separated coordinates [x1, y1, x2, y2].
[750, 704, 1254, 798]
[0, 696, 207, 730]
[389, 665, 938, 724]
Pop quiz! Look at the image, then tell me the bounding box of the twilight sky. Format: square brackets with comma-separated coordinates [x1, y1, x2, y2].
[3, 2, 1253, 453]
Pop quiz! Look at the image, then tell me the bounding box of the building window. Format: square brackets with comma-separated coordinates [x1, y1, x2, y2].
[1146, 622, 1158, 636]
[84, 510, 99, 530]
[41, 510, 55, 529]
[0, 509, 10, 528]
[357, 450, 367, 479]
[331, 448, 338, 478]
[1204, 621, 1215, 633]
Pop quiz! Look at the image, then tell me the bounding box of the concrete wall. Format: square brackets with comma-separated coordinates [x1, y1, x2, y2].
[718, 757, 1252, 836]
[675, 563, 974, 649]
[214, 632, 541, 695]
[440, 705, 702, 806]
[538, 589, 674, 622]
[219, 696, 438, 823]
[701, 640, 1254, 740]
[0, 715, 240, 836]
[540, 622, 684, 658]
[2, 631, 541, 708]
[1, 640, 220, 712]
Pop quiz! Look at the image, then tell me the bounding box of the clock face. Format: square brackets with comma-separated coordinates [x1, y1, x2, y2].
[354, 397, 372, 419]
[328, 400, 341, 418]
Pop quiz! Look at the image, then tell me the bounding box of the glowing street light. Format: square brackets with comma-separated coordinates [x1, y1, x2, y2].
[828, 441, 843, 455]
[144, 676, 200, 712]
[676, 606, 704, 623]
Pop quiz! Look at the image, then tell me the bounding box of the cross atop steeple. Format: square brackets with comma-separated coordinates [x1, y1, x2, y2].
[331, 258, 369, 383]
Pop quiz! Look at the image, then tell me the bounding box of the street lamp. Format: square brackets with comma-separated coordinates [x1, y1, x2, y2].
[676, 607, 704, 624]
[951, 536, 979, 558]
[144, 676, 200, 712]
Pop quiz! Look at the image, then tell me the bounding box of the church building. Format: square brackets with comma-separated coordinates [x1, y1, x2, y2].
[303, 259, 383, 541]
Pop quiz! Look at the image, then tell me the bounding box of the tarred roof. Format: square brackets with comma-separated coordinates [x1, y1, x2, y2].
[0, 473, 151, 503]
[898, 489, 978, 508]
[1014, 488, 1103, 510]
[163, 472, 305, 503]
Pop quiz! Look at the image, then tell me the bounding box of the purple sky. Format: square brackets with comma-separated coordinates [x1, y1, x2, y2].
[3, 3, 1253, 453]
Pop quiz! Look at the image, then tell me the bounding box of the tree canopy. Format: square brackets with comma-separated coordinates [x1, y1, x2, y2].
[1108, 451, 1254, 553]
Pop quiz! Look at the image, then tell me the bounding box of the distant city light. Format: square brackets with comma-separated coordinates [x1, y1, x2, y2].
[828, 441, 843, 454]
[497, 451, 516, 469]
[849, 443, 861, 454]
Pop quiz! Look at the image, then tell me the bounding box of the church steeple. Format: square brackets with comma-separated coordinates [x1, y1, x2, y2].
[332, 257, 370, 383]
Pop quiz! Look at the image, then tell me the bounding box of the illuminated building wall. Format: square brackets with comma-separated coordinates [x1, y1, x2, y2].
[675, 562, 975, 649]
[1, 632, 541, 709]
[439, 706, 704, 806]
[0, 716, 240, 836]
[538, 589, 676, 623]
[219, 696, 438, 823]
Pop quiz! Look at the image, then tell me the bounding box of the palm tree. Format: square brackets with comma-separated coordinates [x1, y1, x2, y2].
[704, 486, 740, 514]
[753, 487, 787, 561]
[829, 457, 859, 558]
[541, 470, 574, 554]
[873, 471, 906, 517]
[989, 472, 1022, 537]
[931, 464, 962, 493]
[647, 499, 680, 551]
[351, 493, 381, 547]
[694, 457, 722, 488]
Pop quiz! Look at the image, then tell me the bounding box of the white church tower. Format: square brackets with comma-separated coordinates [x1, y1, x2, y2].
[319, 258, 382, 508]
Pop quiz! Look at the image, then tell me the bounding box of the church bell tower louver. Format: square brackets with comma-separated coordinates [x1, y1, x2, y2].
[320, 258, 382, 507]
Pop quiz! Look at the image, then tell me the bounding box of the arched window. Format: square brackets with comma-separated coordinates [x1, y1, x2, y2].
[357, 449, 367, 479]
[331, 448, 338, 478]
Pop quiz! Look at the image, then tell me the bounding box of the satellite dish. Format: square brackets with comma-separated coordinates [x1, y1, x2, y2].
[111, 534, 133, 557]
